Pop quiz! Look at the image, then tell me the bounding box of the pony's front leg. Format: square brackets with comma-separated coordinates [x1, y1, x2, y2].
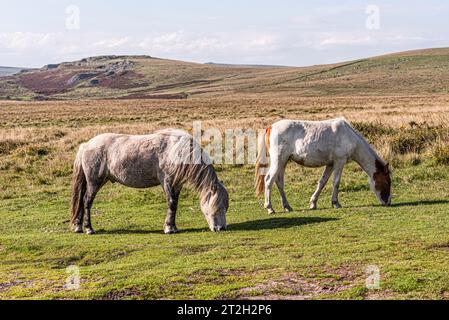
[310, 165, 333, 210]
[163, 182, 182, 234]
[331, 161, 346, 209]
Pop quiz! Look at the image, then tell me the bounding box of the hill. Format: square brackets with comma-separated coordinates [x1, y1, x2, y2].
[0, 66, 28, 77]
[1, 48, 449, 100]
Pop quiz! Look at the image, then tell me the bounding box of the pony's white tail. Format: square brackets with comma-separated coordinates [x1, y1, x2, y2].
[255, 126, 271, 196]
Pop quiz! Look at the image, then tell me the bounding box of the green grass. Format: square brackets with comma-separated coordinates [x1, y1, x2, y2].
[1, 161, 449, 299]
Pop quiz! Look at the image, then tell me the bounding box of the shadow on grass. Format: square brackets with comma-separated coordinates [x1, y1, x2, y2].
[390, 199, 449, 207]
[228, 216, 338, 231]
[341, 199, 449, 209]
[100, 217, 337, 235]
[99, 228, 177, 235]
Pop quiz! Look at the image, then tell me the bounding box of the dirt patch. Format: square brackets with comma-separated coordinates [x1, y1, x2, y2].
[0, 279, 33, 293]
[229, 265, 362, 300]
[158, 268, 254, 298]
[178, 244, 215, 255]
[184, 268, 251, 286]
[364, 289, 394, 300]
[98, 287, 145, 300]
[50, 249, 137, 269]
[427, 243, 449, 251]
[0, 281, 21, 292]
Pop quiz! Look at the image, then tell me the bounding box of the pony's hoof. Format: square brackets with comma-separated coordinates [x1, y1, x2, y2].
[164, 225, 178, 234]
[332, 202, 342, 209]
[85, 228, 96, 235]
[309, 203, 317, 210]
[267, 208, 276, 215]
[72, 225, 83, 233]
[284, 206, 294, 213]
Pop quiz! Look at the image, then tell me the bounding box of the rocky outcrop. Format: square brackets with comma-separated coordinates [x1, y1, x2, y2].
[67, 73, 98, 85]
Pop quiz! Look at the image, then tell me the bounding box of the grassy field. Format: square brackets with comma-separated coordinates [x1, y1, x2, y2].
[1, 95, 449, 299]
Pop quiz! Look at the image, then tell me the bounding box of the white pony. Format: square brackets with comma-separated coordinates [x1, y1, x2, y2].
[255, 118, 391, 214]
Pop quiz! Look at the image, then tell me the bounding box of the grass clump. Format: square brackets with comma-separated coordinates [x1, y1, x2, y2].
[0, 140, 23, 155]
[432, 143, 449, 165]
[352, 121, 394, 144]
[389, 127, 438, 154]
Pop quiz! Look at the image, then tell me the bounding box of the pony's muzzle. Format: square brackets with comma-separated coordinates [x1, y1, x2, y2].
[213, 225, 226, 232]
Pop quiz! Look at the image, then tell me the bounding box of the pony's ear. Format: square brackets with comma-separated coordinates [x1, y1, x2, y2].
[385, 162, 390, 173]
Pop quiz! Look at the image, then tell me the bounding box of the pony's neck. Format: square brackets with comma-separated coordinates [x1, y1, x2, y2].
[352, 138, 381, 177]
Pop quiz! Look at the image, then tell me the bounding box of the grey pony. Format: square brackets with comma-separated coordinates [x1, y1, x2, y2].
[70, 129, 229, 234]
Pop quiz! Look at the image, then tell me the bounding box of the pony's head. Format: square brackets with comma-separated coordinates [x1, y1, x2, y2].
[369, 159, 392, 206]
[200, 180, 229, 232]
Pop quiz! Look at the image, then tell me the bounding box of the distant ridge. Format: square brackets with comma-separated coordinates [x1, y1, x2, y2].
[0, 66, 31, 77]
[1, 47, 449, 100]
[204, 62, 291, 68]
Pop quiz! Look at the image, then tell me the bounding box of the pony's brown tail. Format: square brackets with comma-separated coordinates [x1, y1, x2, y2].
[70, 147, 86, 225]
[255, 126, 271, 196]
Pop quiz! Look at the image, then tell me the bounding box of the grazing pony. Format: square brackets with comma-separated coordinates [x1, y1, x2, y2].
[71, 129, 229, 234]
[255, 118, 391, 214]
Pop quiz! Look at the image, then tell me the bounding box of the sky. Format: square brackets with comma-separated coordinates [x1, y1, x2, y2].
[0, 0, 448, 67]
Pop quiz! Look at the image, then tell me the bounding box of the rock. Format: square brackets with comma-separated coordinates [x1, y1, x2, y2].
[46, 64, 60, 70]
[34, 95, 50, 101]
[67, 73, 97, 85]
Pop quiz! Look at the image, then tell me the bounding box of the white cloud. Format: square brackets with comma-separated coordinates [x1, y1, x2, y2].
[138, 31, 223, 53]
[0, 32, 59, 50]
[0, 28, 444, 68]
[138, 31, 279, 56]
[308, 31, 435, 49]
[320, 35, 375, 46]
[59, 45, 80, 55]
[93, 37, 129, 49]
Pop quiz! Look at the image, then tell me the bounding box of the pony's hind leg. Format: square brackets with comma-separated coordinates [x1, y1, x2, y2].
[310, 165, 334, 210]
[162, 181, 182, 234]
[264, 148, 290, 215]
[275, 162, 293, 212]
[83, 182, 103, 235]
[72, 194, 84, 233]
[264, 170, 277, 215]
